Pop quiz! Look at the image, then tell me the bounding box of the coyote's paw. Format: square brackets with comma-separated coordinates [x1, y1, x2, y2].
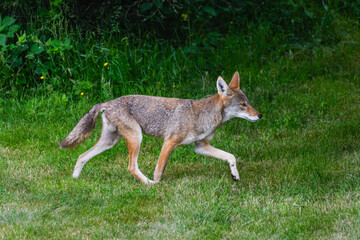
[147, 179, 157, 185]
[229, 164, 240, 181]
[73, 169, 81, 178]
[231, 174, 240, 181]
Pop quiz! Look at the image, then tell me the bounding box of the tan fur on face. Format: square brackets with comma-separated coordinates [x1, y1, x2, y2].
[246, 105, 260, 116]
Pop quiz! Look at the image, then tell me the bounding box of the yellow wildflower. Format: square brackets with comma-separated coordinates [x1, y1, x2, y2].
[81, 92, 84, 96]
[40, 76, 44, 80]
[107, 67, 110, 70]
[104, 62, 108, 67]
[229, 21, 233, 24]
[181, 13, 188, 21]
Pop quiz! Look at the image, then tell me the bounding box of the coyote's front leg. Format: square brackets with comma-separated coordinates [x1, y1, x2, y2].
[194, 140, 240, 180]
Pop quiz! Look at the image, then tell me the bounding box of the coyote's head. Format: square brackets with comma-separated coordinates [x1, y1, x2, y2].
[217, 71, 262, 122]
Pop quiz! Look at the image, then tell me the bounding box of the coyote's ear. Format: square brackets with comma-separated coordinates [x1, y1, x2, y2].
[217, 76, 229, 96]
[229, 71, 240, 90]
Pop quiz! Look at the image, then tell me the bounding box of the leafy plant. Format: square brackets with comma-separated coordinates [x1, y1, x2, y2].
[0, 15, 20, 47]
[0, 15, 75, 97]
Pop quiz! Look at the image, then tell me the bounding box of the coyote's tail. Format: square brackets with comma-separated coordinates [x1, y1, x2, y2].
[59, 103, 106, 149]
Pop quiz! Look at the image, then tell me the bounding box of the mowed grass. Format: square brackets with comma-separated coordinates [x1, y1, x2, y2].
[1, 39, 360, 238]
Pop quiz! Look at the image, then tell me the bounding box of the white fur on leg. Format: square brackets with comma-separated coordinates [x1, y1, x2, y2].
[147, 179, 156, 184]
[195, 142, 241, 180]
[73, 167, 82, 178]
[229, 163, 240, 180]
[72, 114, 120, 178]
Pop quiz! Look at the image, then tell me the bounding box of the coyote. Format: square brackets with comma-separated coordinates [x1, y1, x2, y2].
[60, 72, 262, 184]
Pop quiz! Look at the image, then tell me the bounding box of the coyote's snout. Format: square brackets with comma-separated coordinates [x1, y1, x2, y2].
[60, 72, 261, 183]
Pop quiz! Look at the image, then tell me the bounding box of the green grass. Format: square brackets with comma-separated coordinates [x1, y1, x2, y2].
[1, 25, 360, 239]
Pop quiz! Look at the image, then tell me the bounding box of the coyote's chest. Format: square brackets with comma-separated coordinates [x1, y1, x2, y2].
[180, 128, 215, 145]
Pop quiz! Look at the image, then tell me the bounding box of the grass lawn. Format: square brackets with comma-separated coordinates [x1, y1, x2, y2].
[1, 36, 360, 238]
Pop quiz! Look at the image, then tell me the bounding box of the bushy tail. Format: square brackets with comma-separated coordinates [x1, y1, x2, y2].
[60, 103, 105, 148]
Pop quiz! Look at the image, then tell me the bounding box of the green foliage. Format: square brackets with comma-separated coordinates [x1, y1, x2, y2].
[0, 17, 74, 95]
[0, 0, 359, 100]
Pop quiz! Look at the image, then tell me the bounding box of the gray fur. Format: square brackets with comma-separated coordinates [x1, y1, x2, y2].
[105, 95, 224, 141]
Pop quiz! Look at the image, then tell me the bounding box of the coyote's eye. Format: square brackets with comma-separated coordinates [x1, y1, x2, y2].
[241, 103, 247, 107]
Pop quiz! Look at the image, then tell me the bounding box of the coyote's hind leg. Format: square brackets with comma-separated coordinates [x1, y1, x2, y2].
[73, 114, 120, 178]
[122, 124, 155, 184]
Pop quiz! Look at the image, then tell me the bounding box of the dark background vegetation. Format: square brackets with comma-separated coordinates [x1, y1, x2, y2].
[1, 0, 359, 101]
